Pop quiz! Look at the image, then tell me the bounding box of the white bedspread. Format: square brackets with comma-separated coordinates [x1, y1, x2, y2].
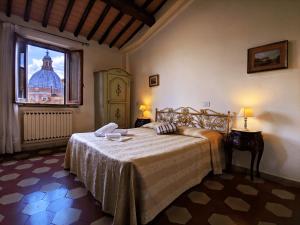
[64, 127, 223, 225]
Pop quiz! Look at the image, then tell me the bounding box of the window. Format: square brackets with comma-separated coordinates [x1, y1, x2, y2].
[15, 35, 83, 106]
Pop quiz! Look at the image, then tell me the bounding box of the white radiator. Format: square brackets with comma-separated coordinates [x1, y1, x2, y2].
[23, 111, 72, 143]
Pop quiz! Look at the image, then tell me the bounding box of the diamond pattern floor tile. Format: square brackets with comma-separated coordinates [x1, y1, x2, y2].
[1, 161, 18, 166]
[265, 202, 293, 218]
[236, 184, 258, 196]
[204, 180, 224, 190]
[23, 192, 46, 204]
[52, 170, 69, 178]
[271, 189, 295, 200]
[22, 200, 49, 215]
[0, 193, 24, 205]
[29, 157, 44, 161]
[258, 222, 277, 225]
[47, 197, 73, 213]
[44, 158, 59, 164]
[15, 163, 33, 170]
[33, 167, 51, 174]
[166, 206, 192, 224]
[208, 213, 236, 225]
[66, 187, 88, 199]
[188, 191, 210, 205]
[25, 210, 54, 225]
[225, 196, 250, 212]
[220, 173, 234, 180]
[40, 182, 62, 192]
[43, 188, 68, 202]
[52, 207, 81, 225]
[17, 177, 40, 187]
[0, 173, 20, 181]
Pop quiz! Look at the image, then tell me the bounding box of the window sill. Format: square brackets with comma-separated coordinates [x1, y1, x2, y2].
[15, 103, 80, 108]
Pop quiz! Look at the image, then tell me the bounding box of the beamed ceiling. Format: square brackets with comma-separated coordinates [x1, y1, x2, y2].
[0, 0, 168, 48]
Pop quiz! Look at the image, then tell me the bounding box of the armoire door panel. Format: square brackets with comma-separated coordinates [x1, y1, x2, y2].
[94, 69, 131, 129]
[108, 75, 128, 102]
[108, 103, 127, 128]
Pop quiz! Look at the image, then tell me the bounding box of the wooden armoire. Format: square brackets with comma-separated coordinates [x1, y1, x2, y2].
[94, 68, 131, 129]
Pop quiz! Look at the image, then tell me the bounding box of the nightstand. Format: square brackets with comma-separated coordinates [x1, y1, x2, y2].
[225, 129, 264, 180]
[135, 118, 151, 128]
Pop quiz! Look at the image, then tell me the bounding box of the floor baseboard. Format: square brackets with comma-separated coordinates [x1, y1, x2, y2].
[231, 165, 300, 188]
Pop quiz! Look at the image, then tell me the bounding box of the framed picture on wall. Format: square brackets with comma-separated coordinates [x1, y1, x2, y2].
[149, 74, 159, 87]
[247, 40, 288, 73]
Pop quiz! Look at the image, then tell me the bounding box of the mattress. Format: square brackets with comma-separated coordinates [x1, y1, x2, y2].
[64, 127, 223, 225]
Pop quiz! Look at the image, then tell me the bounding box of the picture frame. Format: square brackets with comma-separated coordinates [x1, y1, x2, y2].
[247, 40, 288, 74]
[149, 74, 159, 87]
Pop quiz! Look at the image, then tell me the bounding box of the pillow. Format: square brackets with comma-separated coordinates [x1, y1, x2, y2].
[176, 126, 217, 138]
[156, 122, 177, 135]
[142, 121, 162, 129]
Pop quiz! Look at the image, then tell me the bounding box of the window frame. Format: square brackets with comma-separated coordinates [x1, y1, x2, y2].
[14, 34, 83, 107]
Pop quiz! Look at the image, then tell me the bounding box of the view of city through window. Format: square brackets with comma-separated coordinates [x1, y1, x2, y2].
[28, 45, 65, 104]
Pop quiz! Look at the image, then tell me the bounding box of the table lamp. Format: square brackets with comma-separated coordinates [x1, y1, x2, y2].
[139, 104, 146, 118]
[239, 107, 254, 130]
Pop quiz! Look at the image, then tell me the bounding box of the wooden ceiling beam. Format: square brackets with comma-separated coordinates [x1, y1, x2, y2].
[119, 22, 143, 49]
[119, 0, 167, 49]
[59, 0, 75, 32]
[98, 12, 123, 44]
[74, 0, 96, 37]
[101, 0, 155, 26]
[87, 4, 111, 40]
[6, 0, 12, 17]
[109, 17, 135, 48]
[109, 0, 153, 48]
[42, 0, 54, 27]
[152, 0, 167, 14]
[24, 0, 32, 22]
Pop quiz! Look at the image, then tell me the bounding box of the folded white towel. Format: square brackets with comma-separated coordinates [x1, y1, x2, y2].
[95, 123, 118, 137]
[118, 137, 132, 142]
[114, 129, 128, 136]
[105, 134, 132, 142]
[105, 133, 121, 140]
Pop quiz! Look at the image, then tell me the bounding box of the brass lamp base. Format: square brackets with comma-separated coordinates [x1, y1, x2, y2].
[244, 117, 248, 130]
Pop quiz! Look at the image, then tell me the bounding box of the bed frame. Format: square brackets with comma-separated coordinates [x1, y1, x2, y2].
[155, 107, 232, 135]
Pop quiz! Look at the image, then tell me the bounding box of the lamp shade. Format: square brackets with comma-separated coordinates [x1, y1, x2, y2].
[239, 107, 254, 117]
[139, 104, 146, 112]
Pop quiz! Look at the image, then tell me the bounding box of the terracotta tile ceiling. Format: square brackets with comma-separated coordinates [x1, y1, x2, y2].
[0, 0, 168, 48]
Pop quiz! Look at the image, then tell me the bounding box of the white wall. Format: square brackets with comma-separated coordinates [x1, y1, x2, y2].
[128, 0, 300, 181]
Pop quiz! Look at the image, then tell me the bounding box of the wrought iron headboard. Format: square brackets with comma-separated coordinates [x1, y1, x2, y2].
[155, 107, 232, 134]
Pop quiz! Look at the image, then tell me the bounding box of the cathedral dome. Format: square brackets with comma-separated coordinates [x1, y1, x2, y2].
[28, 51, 62, 91]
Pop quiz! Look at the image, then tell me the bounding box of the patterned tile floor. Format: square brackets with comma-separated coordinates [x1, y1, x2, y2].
[0, 150, 299, 225]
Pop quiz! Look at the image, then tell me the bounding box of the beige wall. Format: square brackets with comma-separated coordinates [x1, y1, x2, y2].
[128, 0, 300, 181]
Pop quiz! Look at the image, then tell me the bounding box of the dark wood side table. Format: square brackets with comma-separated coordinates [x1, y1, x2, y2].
[135, 118, 151, 128]
[225, 129, 264, 180]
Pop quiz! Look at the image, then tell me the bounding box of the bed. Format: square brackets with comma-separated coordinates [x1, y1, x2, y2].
[64, 107, 231, 225]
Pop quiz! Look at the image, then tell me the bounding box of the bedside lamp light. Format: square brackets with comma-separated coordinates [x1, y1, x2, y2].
[139, 104, 146, 118]
[239, 107, 254, 130]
